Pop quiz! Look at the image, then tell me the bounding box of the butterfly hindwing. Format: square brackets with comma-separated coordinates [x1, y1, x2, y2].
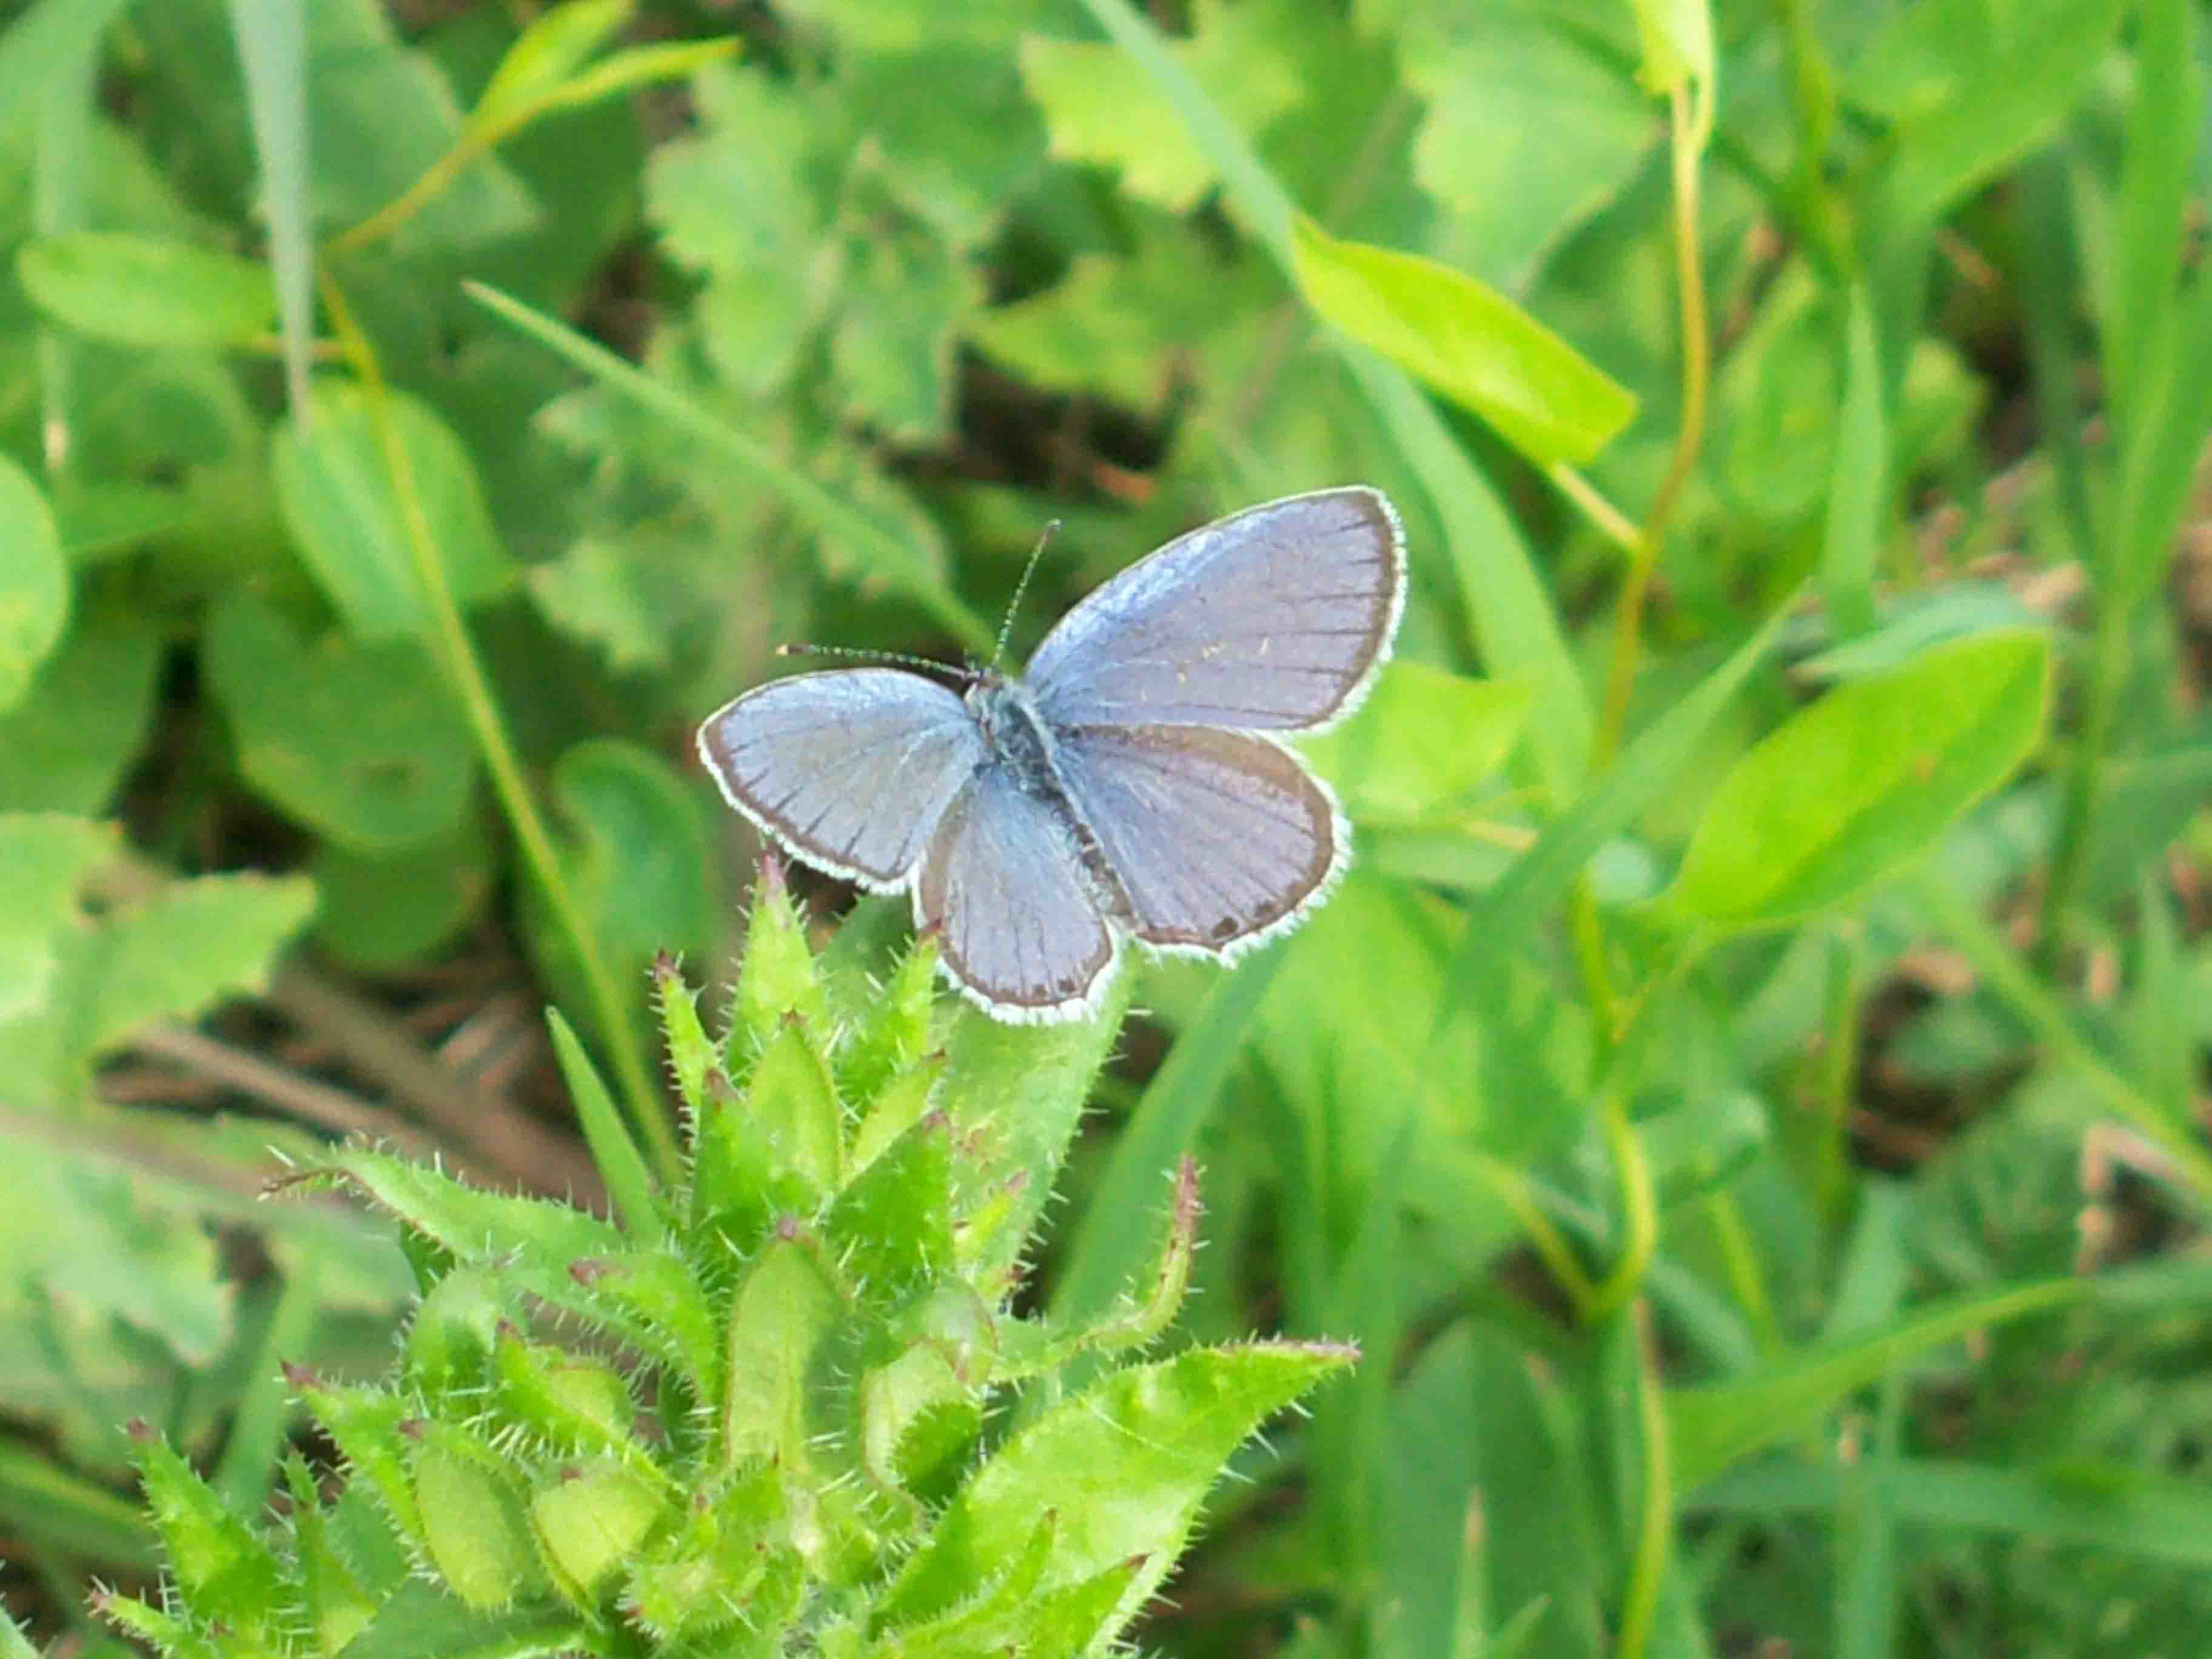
[1050, 723, 1341, 956]
[915, 764, 1119, 1019]
[1024, 486, 1404, 734]
[697, 669, 984, 888]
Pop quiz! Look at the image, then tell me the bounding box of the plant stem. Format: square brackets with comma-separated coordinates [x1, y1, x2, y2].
[2036, 576, 2129, 971]
[1615, 1300, 1675, 1659]
[1589, 1082, 1658, 1323]
[319, 271, 684, 1188]
[1596, 81, 1712, 769]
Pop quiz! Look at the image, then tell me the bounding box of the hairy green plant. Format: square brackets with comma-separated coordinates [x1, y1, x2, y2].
[99, 865, 1350, 1658]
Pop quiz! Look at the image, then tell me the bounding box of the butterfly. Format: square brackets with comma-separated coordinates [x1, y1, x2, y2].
[697, 486, 1406, 1022]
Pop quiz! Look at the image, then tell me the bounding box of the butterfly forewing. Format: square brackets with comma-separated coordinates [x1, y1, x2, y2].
[916, 765, 1118, 1017]
[1025, 486, 1404, 734]
[1051, 723, 1339, 954]
[697, 669, 984, 888]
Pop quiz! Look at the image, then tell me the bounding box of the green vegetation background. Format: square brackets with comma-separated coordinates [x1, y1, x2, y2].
[2, 0, 2210, 1654]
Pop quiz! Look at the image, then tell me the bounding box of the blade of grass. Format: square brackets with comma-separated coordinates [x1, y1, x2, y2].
[1818, 284, 1885, 640]
[0, 1438, 156, 1567]
[463, 281, 996, 657]
[320, 273, 683, 1187]
[28, 0, 96, 474]
[226, 0, 314, 415]
[210, 1250, 322, 1519]
[546, 1006, 666, 1245]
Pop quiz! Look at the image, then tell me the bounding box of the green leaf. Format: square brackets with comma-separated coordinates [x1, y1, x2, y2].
[879, 1341, 1354, 1634]
[547, 1006, 667, 1248]
[1296, 663, 1530, 828]
[129, 1429, 289, 1643]
[831, 219, 977, 444]
[1669, 1277, 2086, 1492]
[0, 608, 162, 813]
[310, 811, 492, 968]
[1868, 0, 2125, 234]
[525, 536, 669, 674]
[271, 381, 517, 640]
[16, 232, 276, 348]
[85, 871, 320, 1051]
[0, 455, 67, 714]
[409, 1423, 549, 1609]
[721, 1232, 843, 1466]
[1664, 632, 2051, 933]
[0, 814, 107, 1020]
[1292, 218, 1637, 469]
[1399, 13, 1655, 288]
[228, 0, 315, 414]
[202, 594, 477, 853]
[1629, 0, 1714, 97]
[1019, 4, 1306, 214]
[471, 0, 632, 133]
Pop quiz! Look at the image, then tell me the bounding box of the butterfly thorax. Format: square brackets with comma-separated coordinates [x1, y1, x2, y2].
[965, 672, 1064, 799]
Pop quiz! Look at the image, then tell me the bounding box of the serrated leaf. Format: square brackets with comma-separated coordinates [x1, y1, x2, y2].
[1019, 5, 1305, 212]
[1664, 633, 2051, 932]
[203, 594, 477, 852]
[1400, 13, 1655, 288]
[879, 1341, 1353, 1632]
[526, 535, 670, 673]
[85, 870, 319, 1052]
[17, 232, 276, 347]
[1291, 217, 1637, 468]
[0, 454, 67, 714]
[0, 814, 107, 1020]
[823, 1112, 953, 1302]
[271, 380, 516, 640]
[130, 1430, 290, 1641]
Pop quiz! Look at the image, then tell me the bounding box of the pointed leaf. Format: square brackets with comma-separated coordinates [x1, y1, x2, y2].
[1291, 217, 1636, 468]
[1664, 632, 2050, 933]
[17, 232, 276, 348]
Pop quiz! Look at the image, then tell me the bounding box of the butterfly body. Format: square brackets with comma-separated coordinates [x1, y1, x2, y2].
[699, 486, 1406, 1022]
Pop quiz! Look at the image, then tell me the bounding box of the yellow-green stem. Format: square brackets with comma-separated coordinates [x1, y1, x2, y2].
[318, 271, 683, 1187]
[1589, 1084, 1658, 1324]
[1473, 1155, 1598, 1318]
[1596, 81, 1712, 769]
[1614, 1299, 1675, 1659]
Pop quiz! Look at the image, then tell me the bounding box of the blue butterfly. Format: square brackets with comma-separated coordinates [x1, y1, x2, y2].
[699, 487, 1406, 1021]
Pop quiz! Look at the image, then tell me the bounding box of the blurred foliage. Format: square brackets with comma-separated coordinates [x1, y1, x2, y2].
[0, 0, 2208, 1654]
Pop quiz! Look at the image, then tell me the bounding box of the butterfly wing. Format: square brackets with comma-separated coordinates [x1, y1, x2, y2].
[697, 669, 984, 889]
[1024, 486, 1404, 733]
[915, 763, 1118, 1020]
[1051, 723, 1342, 957]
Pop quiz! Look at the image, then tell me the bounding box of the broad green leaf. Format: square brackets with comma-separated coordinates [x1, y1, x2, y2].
[271, 381, 517, 640]
[17, 232, 275, 348]
[1019, 4, 1305, 214]
[879, 1342, 1353, 1631]
[1292, 218, 1637, 469]
[720, 1236, 842, 1466]
[831, 218, 978, 443]
[471, 0, 631, 133]
[1666, 632, 2051, 932]
[0, 814, 108, 1020]
[1399, 13, 1655, 288]
[410, 1424, 548, 1609]
[545, 738, 717, 969]
[310, 810, 492, 968]
[85, 871, 319, 1051]
[0, 455, 66, 714]
[1297, 663, 1530, 828]
[202, 594, 477, 853]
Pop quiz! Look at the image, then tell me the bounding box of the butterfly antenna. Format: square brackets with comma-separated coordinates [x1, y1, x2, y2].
[993, 518, 1062, 669]
[774, 642, 976, 684]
